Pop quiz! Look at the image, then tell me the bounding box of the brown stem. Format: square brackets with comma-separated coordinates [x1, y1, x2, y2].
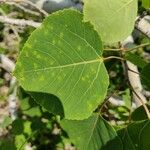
[104, 56, 124, 61]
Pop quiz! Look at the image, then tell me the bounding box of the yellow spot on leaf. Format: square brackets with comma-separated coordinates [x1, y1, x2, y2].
[50, 60, 55, 65]
[91, 68, 96, 74]
[20, 77, 25, 81]
[58, 40, 61, 45]
[36, 55, 41, 59]
[87, 101, 93, 110]
[52, 39, 56, 45]
[49, 26, 53, 30]
[39, 76, 44, 81]
[58, 76, 62, 81]
[59, 51, 62, 54]
[33, 51, 37, 56]
[34, 63, 38, 69]
[51, 72, 55, 77]
[26, 44, 31, 49]
[17, 62, 22, 67]
[44, 32, 48, 36]
[77, 46, 81, 51]
[86, 75, 89, 79]
[60, 32, 64, 38]
[82, 77, 86, 81]
[25, 51, 29, 57]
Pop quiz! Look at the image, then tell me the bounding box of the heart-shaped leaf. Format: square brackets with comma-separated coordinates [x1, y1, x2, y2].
[14, 9, 109, 120]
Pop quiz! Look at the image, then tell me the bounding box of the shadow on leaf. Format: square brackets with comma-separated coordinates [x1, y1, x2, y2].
[29, 92, 64, 118]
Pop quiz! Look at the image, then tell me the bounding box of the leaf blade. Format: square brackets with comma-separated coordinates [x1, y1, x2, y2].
[14, 9, 109, 120]
[83, 0, 137, 43]
[61, 114, 123, 150]
[118, 120, 150, 150]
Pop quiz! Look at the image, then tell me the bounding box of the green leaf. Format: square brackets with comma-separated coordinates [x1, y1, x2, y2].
[131, 102, 150, 121]
[61, 114, 123, 150]
[30, 92, 64, 118]
[0, 47, 6, 54]
[0, 78, 4, 86]
[22, 106, 41, 117]
[15, 121, 32, 150]
[0, 139, 16, 150]
[83, 0, 137, 43]
[142, 0, 150, 9]
[141, 63, 150, 89]
[123, 89, 131, 109]
[125, 52, 147, 68]
[0, 116, 12, 129]
[12, 119, 24, 135]
[20, 97, 42, 117]
[118, 120, 150, 150]
[15, 134, 26, 150]
[14, 9, 109, 120]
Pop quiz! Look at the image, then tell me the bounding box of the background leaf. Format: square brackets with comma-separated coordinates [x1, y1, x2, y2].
[118, 120, 150, 150]
[131, 102, 150, 121]
[30, 92, 64, 118]
[14, 9, 109, 120]
[61, 114, 123, 150]
[83, 0, 137, 43]
[125, 52, 147, 68]
[0, 139, 16, 150]
[141, 63, 150, 89]
[0, 116, 12, 129]
[12, 119, 24, 135]
[142, 0, 150, 9]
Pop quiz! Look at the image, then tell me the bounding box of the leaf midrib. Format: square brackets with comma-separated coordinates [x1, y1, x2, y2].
[22, 57, 103, 73]
[85, 115, 99, 150]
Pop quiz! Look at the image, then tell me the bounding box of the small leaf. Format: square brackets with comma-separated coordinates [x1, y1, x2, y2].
[141, 63, 150, 89]
[12, 119, 24, 135]
[61, 114, 123, 150]
[123, 88, 131, 109]
[131, 102, 150, 121]
[0, 139, 16, 150]
[30, 92, 64, 118]
[118, 120, 150, 150]
[125, 52, 147, 68]
[142, 0, 150, 9]
[22, 106, 41, 117]
[0, 116, 12, 129]
[15, 134, 26, 150]
[20, 97, 42, 117]
[14, 9, 109, 120]
[83, 0, 138, 43]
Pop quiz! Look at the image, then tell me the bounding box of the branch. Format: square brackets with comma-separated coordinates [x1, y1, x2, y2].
[21, 0, 48, 16]
[108, 96, 136, 108]
[127, 61, 147, 105]
[0, 0, 48, 16]
[0, 15, 41, 28]
[8, 77, 18, 120]
[135, 15, 150, 38]
[104, 56, 124, 61]
[0, 54, 18, 120]
[0, 54, 15, 72]
[122, 36, 147, 107]
[130, 83, 150, 119]
[5, 1, 40, 16]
